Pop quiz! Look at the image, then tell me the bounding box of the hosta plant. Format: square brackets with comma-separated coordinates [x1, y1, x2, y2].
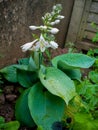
[0, 4, 98, 130]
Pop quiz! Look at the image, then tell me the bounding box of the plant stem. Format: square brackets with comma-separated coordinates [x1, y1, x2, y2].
[34, 51, 42, 69]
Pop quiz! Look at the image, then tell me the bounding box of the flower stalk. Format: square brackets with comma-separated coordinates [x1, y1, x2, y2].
[34, 51, 41, 69]
[21, 4, 64, 69]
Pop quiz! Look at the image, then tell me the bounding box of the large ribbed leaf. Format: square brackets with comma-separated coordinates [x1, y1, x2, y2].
[0, 64, 29, 83]
[52, 53, 95, 69]
[18, 57, 29, 65]
[28, 83, 65, 130]
[0, 65, 17, 83]
[14, 64, 28, 71]
[28, 56, 37, 71]
[58, 66, 82, 81]
[39, 66, 76, 104]
[17, 69, 38, 88]
[15, 88, 35, 127]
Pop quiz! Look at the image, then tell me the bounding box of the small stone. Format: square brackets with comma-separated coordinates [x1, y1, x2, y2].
[0, 94, 5, 104]
[5, 94, 17, 101]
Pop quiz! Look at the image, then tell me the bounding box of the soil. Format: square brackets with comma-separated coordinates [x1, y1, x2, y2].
[0, 48, 69, 130]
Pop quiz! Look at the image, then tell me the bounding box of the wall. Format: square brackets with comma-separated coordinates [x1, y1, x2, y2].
[0, 0, 74, 68]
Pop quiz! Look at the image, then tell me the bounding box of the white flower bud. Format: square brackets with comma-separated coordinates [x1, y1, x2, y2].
[50, 22, 56, 26]
[42, 16, 45, 20]
[51, 11, 55, 16]
[40, 25, 47, 30]
[29, 26, 39, 30]
[57, 15, 65, 19]
[50, 28, 59, 34]
[50, 20, 60, 25]
[50, 41, 58, 49]
[53, 5, 56, 10]
[54, 19, 60, 24]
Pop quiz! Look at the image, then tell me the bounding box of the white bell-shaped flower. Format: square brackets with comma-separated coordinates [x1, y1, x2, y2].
[21, 39, 38, 52]
[50, 41, 58, 49]
[57, 15, 65, 19]
[34, 34, 49, 52]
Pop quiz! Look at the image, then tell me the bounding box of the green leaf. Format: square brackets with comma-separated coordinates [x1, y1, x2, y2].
[89, 71, 98, 84]
[1, 121, 20, 130]
[28, 83, 65, 130]
[73, 113, 98, 130]
[39, 66, 76, 104]
[14, 64, 28, 71]
[64, 69, 81, 81]
[28, 56, 37, 71]
[17, 69, 38, 88]
[0, 116, 5, 124]
[58, 65, 81, 81]
[76, 79, 98, 110]
[15, 88, 35, 127]
[52, 53, 95, 69]
[17, 57, 37, 71]
[0, 65, 17, 82]
[94, 49, 98, 54]
[18, 57, 29, 65]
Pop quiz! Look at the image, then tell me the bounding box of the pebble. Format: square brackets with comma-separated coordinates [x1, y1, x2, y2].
[0, 93, 5, 104]
[5, 94, 17, 101]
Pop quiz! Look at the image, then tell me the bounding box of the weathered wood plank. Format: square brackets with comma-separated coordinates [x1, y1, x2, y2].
[93, 0, 98, 2]
[66, 0, 86, 44]
[90, 2, 98, 13]
[85, 22, 97, 33]
[87, 13, 98, 24]
[56, 0, 74, 47]
[75, 41, 98, 50]
[66, 0, 98, 50]
[0, 0, 3, 3]
[77, 0, 92, 41]
[84, 31, 96, 40]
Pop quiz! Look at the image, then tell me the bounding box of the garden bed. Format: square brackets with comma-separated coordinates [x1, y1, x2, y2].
[0, 3, 98, 130]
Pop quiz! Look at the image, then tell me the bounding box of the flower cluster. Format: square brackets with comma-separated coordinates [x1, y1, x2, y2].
[21, 34, 58, 52]
[21, 4, 64, 53]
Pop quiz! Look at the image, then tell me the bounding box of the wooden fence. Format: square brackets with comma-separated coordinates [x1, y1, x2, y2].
[66, 0, 98, 50]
